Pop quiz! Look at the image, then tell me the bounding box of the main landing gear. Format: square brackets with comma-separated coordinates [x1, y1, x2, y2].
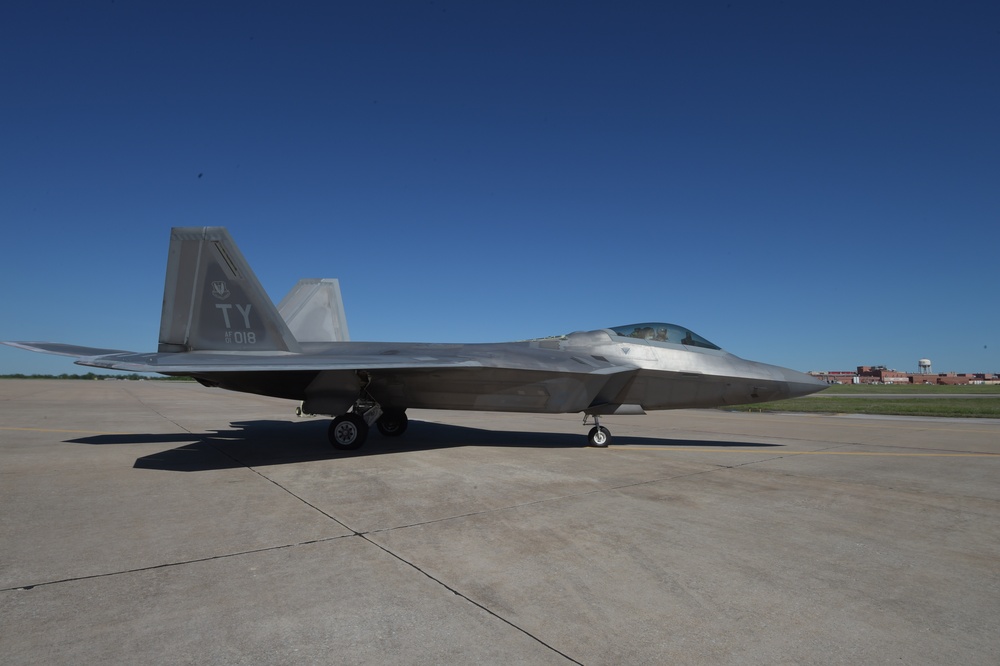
[327, 406, 409, 451]
[584, 413, 611, 448]
[328, 413, 367, 450]
[321, 372, 410, 451]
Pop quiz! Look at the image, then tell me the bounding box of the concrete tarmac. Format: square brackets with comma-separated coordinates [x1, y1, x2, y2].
[1, 379, 998, 665]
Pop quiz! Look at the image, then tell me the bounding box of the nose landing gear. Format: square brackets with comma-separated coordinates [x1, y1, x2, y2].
[584, 413, 611, 447]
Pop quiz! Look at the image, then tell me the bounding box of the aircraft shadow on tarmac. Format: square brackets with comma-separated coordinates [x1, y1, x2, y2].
[66, 420, 781, 472]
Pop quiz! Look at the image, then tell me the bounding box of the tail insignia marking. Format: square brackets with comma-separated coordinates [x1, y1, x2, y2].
[211, 281, 231, 300]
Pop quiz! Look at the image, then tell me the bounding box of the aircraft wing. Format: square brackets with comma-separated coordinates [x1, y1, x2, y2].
[2, 341, 138, 358]
[68, 344, 633, 377]
[70, 349, 491, 374]
[2, 340, 487, 373]
[5, 339, 639, 416]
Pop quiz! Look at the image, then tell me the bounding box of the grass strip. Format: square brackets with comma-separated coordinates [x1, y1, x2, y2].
[725, 397, 1000, 418]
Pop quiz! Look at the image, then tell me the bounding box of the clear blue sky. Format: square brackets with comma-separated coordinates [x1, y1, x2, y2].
[2, 1, 998, 376]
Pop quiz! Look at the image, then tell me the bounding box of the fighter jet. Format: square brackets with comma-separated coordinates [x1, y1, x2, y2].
[4, 227, 826, 449]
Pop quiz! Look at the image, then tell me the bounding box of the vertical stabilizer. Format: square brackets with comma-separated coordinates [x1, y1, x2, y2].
[277, 279, 350, 342]
[159, 227, 301, 353]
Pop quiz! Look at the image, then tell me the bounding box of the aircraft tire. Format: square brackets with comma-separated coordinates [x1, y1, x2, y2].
[376, 410, 408, 437]
[329, 414, 368, 450]
[588, 426, 611, 448]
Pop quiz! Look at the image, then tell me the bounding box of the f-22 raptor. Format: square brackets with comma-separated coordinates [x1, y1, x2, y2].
[4, 227, 826, 449]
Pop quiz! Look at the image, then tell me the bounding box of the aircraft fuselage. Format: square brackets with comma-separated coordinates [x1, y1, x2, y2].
[167, 328, 822, 418]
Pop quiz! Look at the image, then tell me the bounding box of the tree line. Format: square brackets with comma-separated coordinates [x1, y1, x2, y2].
[0, 373, 192, 381]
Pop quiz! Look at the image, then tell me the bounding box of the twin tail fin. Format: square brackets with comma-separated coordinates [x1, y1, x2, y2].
[158, 227, 301, 353]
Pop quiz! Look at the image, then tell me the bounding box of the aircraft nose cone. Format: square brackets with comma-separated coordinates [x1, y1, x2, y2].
[783, 369, 828, 398]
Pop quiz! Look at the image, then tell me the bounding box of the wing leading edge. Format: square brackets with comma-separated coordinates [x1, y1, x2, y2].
[3, 341, 137, 359]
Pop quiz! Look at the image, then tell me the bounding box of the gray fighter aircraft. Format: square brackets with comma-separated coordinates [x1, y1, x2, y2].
[4, 227, 826, 449]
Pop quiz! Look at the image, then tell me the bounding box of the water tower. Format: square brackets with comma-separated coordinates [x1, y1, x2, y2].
[918, 358, 932, 374]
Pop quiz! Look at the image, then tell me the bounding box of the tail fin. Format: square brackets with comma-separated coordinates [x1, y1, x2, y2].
[277, 279, 351, 342]
[158, 227, 301, 353]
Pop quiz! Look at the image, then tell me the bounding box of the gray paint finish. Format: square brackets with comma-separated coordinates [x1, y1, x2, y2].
[4, 227, 825, 447]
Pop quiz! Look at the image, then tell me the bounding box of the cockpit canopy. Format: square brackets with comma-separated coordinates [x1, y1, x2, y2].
[608, 323, 721, 350]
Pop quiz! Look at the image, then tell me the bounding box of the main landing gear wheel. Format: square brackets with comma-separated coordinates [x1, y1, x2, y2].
[376, 410, 408, 437]
[588, 425, 611, 448]
[328, 413, 368, 450]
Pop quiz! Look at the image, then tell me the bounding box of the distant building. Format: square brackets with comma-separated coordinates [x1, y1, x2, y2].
[808, 367, 999, 385]
[809, 371, 857, 384]
[857, 366, 909, 384]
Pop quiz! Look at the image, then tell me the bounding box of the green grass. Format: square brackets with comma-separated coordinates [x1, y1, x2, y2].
[725, 396, 1000, 418]
[723, 382, 1000, 417]
[819, 383, 1000, 394]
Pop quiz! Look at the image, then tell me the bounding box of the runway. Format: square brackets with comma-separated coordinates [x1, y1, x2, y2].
[2, 380, 998, 664]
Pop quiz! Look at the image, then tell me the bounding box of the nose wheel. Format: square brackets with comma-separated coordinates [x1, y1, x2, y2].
[584, 414, 611, 447]
[588, 426, 610, 447]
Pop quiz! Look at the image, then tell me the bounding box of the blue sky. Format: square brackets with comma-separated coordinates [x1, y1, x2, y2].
[2, 1, 998, 376]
